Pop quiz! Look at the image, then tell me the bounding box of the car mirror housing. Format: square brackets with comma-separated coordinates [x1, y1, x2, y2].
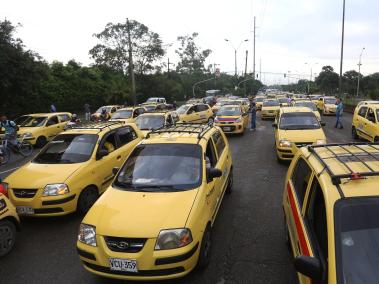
[97, 149, 109, 160]
[294, 256, 322, 280]
[207, 168, 222, 183]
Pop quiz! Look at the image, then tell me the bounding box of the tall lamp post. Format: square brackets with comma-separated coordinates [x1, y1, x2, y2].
[305, 62, 318, 94]
[224, 39, 248, 76]
[356, 47, 365, 97]
[339, 0, 346, 96]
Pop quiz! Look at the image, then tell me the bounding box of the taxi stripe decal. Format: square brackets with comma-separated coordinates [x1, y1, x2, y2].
[287, 182, 310, 256]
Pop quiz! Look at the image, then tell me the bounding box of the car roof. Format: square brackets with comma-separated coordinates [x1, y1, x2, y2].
[300, 144, 379, 200]
[63, 121, 126, 135]
[138, 112, 169, 117]
[281, 107, 314, 113]
[29, 112, 71, 117]
[360, 103, 379, 109]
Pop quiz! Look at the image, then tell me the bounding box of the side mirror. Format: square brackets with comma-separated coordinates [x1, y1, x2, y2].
[294, 256, 322, 280]
[272, 123, 278, 128]
[207, 168, 222, 182]
[112, 167, 119, 175]
[320, 122, 326, 126]
[97, 149, 109, 160]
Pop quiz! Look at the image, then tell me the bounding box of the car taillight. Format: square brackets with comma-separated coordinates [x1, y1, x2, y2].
[0, 184, 8, 198]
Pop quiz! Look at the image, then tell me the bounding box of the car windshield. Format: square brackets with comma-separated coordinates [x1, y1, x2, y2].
[135, 115, 165, 130]
[295, 102, 317, 111]
[335, 198, 379, 284]
[114, 144, 202, 191]
[112, 110, 133, 119]
[33, 134, 98, 164]
[144, 105, 156, 111]
[254, 97, 264, 102]
[95, 106, 111, 113]
[278, 98, 289, 104]
[325, 98, 336, 105]
[263, 101, 280, 107]
[176, 104, 190, 115]
[217, 106, 242, 116]
[14, 115, 31, 125]
[279, 112, 320, 130]
[20, 116, 47, 127]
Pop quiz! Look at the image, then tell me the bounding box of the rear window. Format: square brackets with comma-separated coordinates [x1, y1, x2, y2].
[263, 101, 280, 107]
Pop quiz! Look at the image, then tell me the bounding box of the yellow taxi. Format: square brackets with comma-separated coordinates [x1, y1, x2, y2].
[283, 142, 379, 284]
[261, 99, 281, 119]
[176, 103, 214, 124]
[109, 107, 146, 124]
[273, 107, 326, 161]
[211, 98, 230, 114]
[353, 100, 379, 116]
[214, 105, 249, 134]
[294, 100, 321, 121]
[254, 96, 265, 110]
[91, 105, 122, 120]
[316, 96, 337, 115]
[18, 112, 72, 147]
[309, 94, 321, 105]
[352, 103, 379, 142]
[4, 122, 143, 217]
[235, 99, 250, 113]
[135, 111, 179, 136]
[277, 97, 291, 107]
[77, 123, 233, 281]
[0, 192, 20, 257]
[186, 98, 203, 104]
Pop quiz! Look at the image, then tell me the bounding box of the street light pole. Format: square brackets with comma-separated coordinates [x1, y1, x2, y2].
[305, 62, 318, 94]
[357, 47, 365, 97]
[127, 18, 136, 106]
[339, 0, 346, 96]
[224, 39, 248, 76]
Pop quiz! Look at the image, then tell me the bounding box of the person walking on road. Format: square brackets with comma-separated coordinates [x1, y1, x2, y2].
[335, 98, 344, 129]
[50, 104, 56, 113]
[84, 103, 91, 121]
[250, 101, 257, 131]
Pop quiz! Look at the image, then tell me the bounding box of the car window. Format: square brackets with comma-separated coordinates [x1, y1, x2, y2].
[306, 178, 328, 262]
[358, 106, 368, 118]
[117, 126, 137, 147]
[58, 114, 70, 122]
[101, 132, 117, 153]
[187, 106, 196, 114]
[166, 115, 173, 126]
[196, 104, 209, 112]
[205, 139, 217, 168]
[46, 116, 59, 126]
[291, 158, 312, 208]
[212, 131, 226, 158]
[366, 108, 376, 123]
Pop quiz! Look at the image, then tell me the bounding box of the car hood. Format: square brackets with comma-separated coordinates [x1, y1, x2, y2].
[278, 128, 326, 142]
[84, 187, 198, 238]
[5, 162, 83, 188]
[216, 116, 241, 121]
[262, 106, 279, 111]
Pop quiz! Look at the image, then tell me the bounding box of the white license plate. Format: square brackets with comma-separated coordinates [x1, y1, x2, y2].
[16, 206, 34, 215]
[223, 127, 231, 132]
[109, 258, 138, 272]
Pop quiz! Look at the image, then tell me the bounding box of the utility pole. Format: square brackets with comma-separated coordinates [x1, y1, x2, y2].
[259, 58, 262, 82]
[339, 0, 346, 96]
[244, 50, 248, 77]
[167, 58, 174, 79]
[253, 16, 256, 79]
[127, 18, 136, 106]
[357, 47, 365, 97]
[234, 50, 237, 76]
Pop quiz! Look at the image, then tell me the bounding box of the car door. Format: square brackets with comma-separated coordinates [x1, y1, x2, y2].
[284, 158, 315, 273]
[364, 108, 377, 141]
[355, 106, 368, 139]
[197, 104, 210, 122]
[45, 116, 60, 139]
[205, 138, 219, 221]
[58, 114, 70, 129]
[185, 106, 197, 122]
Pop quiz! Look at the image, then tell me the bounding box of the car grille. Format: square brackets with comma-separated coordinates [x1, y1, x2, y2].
[104, 236, 147, 253]
[219, 121, 234, 125]
[13, 189, 38, 198]
[294, 142, 313, 146]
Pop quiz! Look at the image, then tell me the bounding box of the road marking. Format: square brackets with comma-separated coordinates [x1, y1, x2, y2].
[0, 167, 20, 174]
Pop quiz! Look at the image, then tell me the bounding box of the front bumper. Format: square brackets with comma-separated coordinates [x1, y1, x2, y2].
[9, 188, 77, 217]
[77, 237, 200, 281]
[215, 122, 244, 134]
[276, 147, 294, 160]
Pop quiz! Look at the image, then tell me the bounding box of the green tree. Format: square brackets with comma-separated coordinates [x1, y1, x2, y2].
[315, 66, 339, 94]
[342, 70, 360, 96]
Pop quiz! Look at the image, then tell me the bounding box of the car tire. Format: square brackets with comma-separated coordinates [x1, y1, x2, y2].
[283, 214, 291, 250]
[375, 137, 379, 143]
[77, 186, 99, 215]
[352, 127, 359, 140]
[36, 136, 47, 148]
[225, 167, 233, 195]
[197, 225, 212, 270]
[0, 220, 17, 257]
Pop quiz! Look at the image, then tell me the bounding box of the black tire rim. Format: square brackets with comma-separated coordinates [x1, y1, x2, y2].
[0, 224, 15, 255]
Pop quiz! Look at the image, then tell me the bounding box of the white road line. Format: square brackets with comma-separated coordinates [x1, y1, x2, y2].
[0, 167, 20, 175]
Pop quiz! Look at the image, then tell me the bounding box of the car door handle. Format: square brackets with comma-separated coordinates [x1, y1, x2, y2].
[117, 155, 122, 160]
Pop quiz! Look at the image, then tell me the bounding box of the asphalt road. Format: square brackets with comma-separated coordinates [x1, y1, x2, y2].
[0, 113, 353, 284]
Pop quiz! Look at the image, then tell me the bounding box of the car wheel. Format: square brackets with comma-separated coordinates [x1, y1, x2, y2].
[197, 225, 212, 270]
[352, 127, 359, 140]
[0, 220, 16, 257]
[226, 167, 233, 194]
[36, 136, 47, 148]
[77, 186, 99, 215]
[283, 214, 290, 249]
[375, 137, 379, 143]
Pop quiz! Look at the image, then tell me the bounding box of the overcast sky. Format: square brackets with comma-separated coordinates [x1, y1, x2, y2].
[2, 0, 378, 85]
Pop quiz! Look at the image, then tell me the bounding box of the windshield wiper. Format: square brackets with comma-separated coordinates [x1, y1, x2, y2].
[115, 182, 177, 192]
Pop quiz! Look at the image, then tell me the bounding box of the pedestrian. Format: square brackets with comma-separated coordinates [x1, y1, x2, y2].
[287, 96, 292, 106]
[50, 104, 56, 113]
[250, 102, 257, 131]
[0, 115, 18, 146]
[84, 103, 91, 121]
[335, 98, 344, 129]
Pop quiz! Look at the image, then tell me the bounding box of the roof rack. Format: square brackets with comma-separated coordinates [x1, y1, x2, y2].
[66, 121, 122, 132]
[146, 122, 213, 140]
[307, 143, 379, 185]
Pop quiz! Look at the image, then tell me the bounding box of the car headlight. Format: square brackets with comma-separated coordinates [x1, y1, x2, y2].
[78, 223, 97, 247]
[43, 184, 69, 196]
[23, 132, 33, 138]
[155, 228, 193, 250]
[316, 139, 326, 145]
[279, 139, 292, 148]
[235, 118, 242, 123]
